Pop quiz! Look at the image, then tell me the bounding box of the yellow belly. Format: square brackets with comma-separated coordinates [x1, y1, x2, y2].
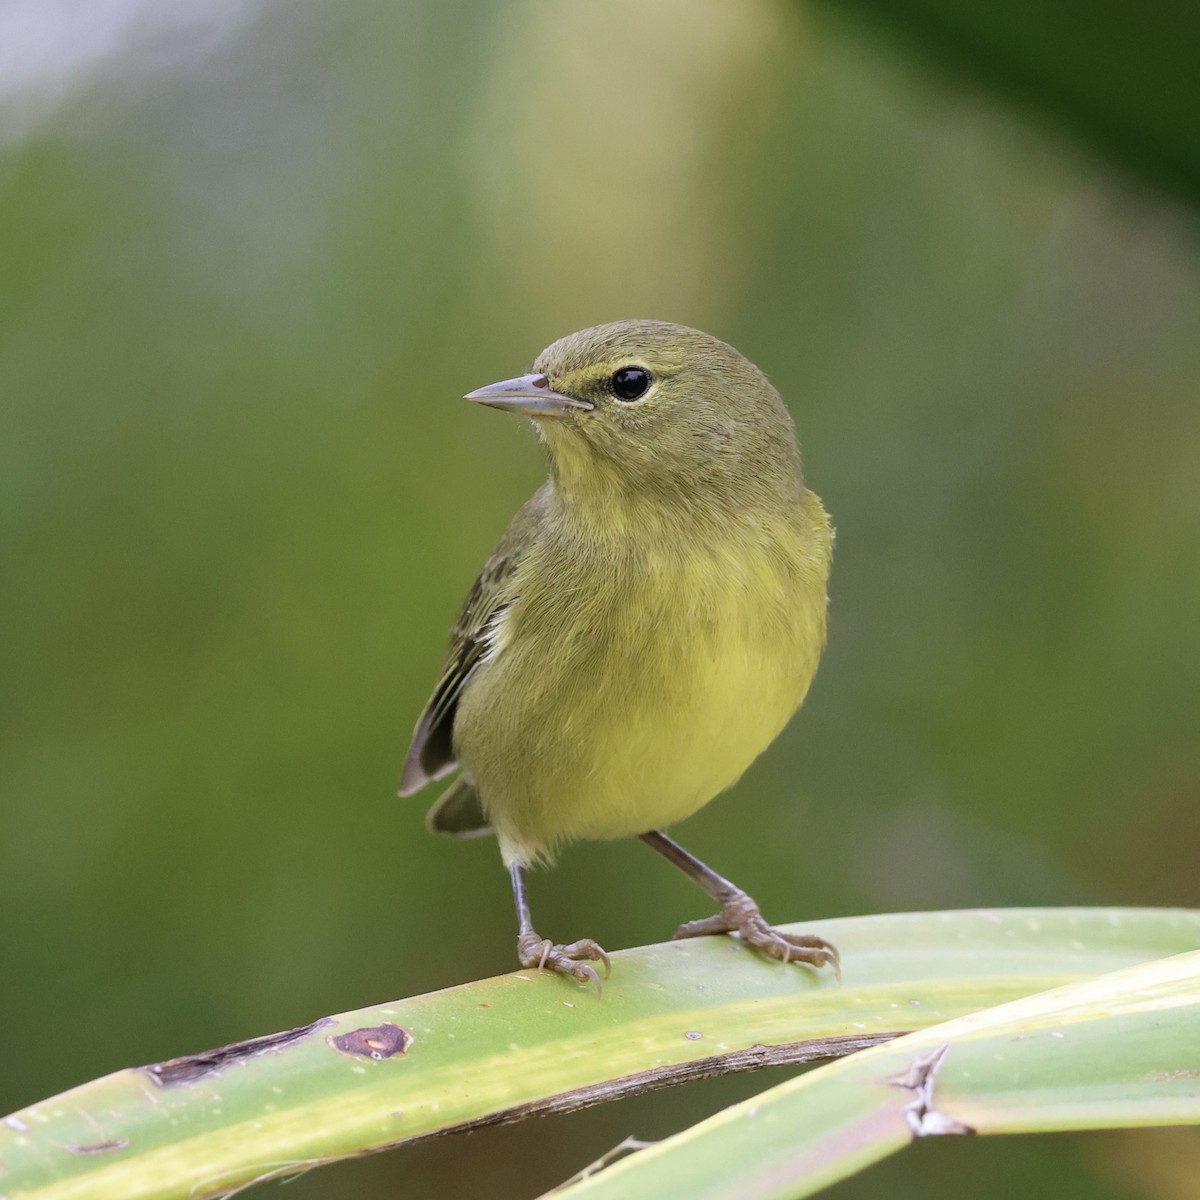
[454, 509, 830, 864]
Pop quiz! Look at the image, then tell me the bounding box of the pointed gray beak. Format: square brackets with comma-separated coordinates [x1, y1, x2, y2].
[465, 373, 593, 419]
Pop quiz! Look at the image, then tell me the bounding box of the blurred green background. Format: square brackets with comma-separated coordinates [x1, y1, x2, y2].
[2, 1, 1199, 1197]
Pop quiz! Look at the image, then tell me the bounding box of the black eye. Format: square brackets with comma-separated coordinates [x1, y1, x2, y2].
[610, 366, 652, 402]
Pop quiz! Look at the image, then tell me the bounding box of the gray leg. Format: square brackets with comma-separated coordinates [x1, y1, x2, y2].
[509, 862, 610, 994]
[640, 831, 839, 975]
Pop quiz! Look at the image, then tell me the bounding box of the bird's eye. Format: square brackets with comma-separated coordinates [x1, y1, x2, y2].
[610, 366, 652, 402]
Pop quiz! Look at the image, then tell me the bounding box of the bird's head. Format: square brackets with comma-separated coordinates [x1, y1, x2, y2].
[466, 320, 805, 516]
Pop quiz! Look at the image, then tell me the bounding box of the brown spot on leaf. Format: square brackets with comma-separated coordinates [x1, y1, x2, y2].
[145, 1018, 332, 1087]
[329, 1023, 413, 1061]
[67, 1139, 129, 1156]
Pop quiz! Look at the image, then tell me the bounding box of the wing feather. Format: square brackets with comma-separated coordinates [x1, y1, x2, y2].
[398, 485, 549, 796]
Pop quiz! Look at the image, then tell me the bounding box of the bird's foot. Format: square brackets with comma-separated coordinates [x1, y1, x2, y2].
[517, 930, 611, 995]
[674, 892, 840, 976]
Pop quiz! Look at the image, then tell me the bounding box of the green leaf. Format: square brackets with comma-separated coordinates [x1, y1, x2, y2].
[2, 907, 1197, 1200]
[552, 947, 1200, 1200]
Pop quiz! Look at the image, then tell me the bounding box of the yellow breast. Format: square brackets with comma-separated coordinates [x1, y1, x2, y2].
[454, 495, 831, 863]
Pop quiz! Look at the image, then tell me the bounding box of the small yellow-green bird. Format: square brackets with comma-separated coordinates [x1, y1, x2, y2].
[400, 320, 837, 989]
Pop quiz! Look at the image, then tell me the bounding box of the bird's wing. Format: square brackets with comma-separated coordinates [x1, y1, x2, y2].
[425, 774, 491, 837]
[398, 485, 548, 796]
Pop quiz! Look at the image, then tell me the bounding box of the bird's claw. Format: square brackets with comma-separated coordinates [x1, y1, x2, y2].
[673, 895, 840, 977]
[518, 933, 611, 996]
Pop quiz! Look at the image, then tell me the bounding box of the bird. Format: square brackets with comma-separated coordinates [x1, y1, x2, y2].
[399, 319, 837, 990]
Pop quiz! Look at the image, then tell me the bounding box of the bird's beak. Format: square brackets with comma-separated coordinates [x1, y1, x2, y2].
[465, 373, 593, 419]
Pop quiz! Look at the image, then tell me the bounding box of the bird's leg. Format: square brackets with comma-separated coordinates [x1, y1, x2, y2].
[639, 830, 839, 975]
[509, 862, 611, 994]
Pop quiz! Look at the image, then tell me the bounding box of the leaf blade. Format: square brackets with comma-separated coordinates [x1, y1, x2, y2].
[552, 947, 1200, 1200]
[3, 907, 1198, 1200]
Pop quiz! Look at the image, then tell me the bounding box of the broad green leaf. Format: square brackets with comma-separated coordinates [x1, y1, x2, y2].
[2, 907, 1197, 1200]
[553, 947, 1200, 1200]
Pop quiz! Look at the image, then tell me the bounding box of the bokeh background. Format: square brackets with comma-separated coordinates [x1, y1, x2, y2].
[2, 1, 1199, 1197]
